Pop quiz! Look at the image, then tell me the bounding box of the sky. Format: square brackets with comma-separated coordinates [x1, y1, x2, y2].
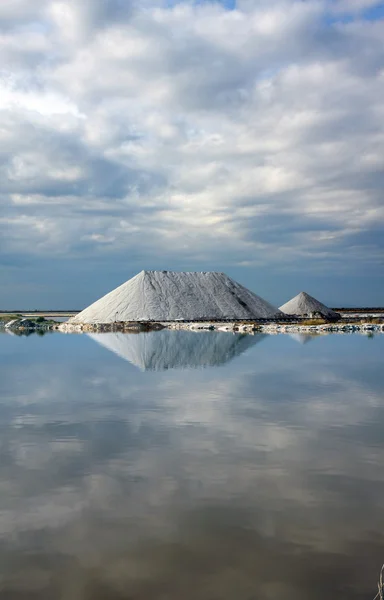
[0, 0, 383, 309]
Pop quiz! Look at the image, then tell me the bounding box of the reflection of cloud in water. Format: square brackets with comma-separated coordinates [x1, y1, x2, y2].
[0, 334, 383, 598]
[88, 330, 266, 371]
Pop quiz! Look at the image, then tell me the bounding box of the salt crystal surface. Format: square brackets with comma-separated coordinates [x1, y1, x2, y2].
[69, 270, 282, 323]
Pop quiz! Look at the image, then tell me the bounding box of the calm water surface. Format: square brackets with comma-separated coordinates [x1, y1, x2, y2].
[0, 330, 383, 600]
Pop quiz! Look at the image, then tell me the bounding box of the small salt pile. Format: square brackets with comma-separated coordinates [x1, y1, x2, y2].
[279, 292, 340, 320]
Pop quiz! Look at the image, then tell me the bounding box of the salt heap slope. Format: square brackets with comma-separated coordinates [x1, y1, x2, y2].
[279, 292, 340, 320]
[69, 270, 281, 324]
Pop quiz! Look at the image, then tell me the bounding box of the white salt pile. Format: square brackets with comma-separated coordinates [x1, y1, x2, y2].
[279, 292, 340, 320]
[69, 270, 282, 324]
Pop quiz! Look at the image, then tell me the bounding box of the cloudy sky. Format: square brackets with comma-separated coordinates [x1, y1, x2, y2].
[1, 0, 383, 309]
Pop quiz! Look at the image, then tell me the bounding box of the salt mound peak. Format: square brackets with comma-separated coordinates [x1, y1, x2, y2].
[69, 270, 282, 324]
[279, 291, 340, 320]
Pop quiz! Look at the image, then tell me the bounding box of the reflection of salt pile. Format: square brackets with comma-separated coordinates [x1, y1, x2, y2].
[88, 330, 266, 371]
[70, 270, 281, 324]
[289, 334, 316, 345]
[280, 292, 340, 320]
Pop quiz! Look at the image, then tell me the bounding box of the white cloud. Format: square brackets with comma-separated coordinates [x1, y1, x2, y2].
[330, 0, 383, 14]
[0, 0, 383, 277]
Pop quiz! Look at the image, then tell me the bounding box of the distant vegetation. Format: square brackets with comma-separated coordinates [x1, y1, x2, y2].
[300, 318, 328, 326]
[300, 316, 383, 326]
[356, 317, 383, 324]
[0, 314, 22, 322]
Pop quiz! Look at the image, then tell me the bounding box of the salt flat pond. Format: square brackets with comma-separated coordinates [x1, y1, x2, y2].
[0, 330, 384, 600]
